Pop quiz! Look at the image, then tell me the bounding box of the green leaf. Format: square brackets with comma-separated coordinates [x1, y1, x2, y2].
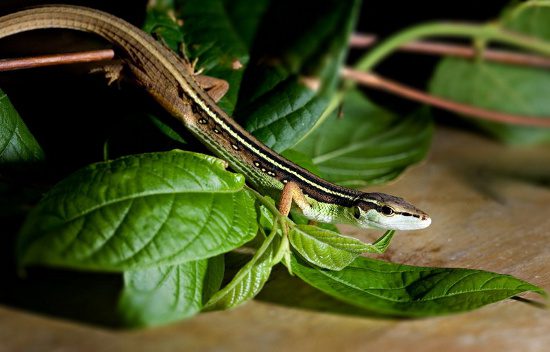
[118, 255, 223, 327]
[289, 225, 362, 270]
[236, 0, 361, 152]
[257, 198, 277, 233]
[177, 0, 268, 113]
[429, 5, 550, 145]
[430, 58, 550, 145]
[205, 227, 281, 310]
[291, 90, 433, 187]
[370, 230, 396, 253]
[143, 0, 269, 143]
[142, 4, 185, 52]
[292, 255, 546, 317]
[289, 225, 393, 270]
[0, 88, 44, 163]
[149, 114, 186, 144]
[202, 255, 226, 304]
[280, 149, 321, 176]
[145, 1, 359, 151]
[502, 1, 550, 40]
[18, 151, 257, 271]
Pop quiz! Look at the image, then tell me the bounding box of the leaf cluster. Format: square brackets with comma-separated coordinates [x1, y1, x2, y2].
[0, 0, 546, 327]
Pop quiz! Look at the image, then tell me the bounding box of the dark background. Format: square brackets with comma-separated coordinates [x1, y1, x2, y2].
[0, 0, 509, 169]
[0, 0, 511, 326]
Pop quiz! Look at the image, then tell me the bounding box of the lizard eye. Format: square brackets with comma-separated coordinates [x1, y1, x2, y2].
[353, 206, 361, 219]
[380, 205, 394, 216]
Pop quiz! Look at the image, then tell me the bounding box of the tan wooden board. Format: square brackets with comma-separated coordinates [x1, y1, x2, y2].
[1, 127, 549, 352]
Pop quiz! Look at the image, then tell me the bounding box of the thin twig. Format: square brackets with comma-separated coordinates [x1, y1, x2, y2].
[0, 49, 115, 72]
[341, 67, 550, 128]
[350, 33, 550, 68]
[1, 48, 549, 128]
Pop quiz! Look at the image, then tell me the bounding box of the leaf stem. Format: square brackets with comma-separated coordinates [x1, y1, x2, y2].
[350, 33, 550, 69]
[341, 68, 550, 128]
[353, 22, 550, 74]
[271, 232, 289, 266]
[4, 21, 549, 130]
[204, 219, 279, 310]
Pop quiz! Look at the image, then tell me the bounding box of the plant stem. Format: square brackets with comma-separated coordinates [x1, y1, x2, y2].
[271, 232, 289, 266]
[204, 219, 278, 310]
[3, 21, 549, 129]
[354, 22, 550, 74]
[342, 68, 550, 128]
[350, 33, 550, 69]
[0, 49, 114, 71]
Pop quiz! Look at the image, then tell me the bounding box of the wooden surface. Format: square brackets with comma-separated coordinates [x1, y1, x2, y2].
[1, 126, 549, 352]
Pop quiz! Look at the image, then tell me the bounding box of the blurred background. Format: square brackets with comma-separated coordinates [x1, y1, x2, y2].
[0, 1, 515, 172]
[0, 0, 547, 332]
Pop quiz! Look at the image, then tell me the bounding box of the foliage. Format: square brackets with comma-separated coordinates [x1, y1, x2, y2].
[0, 0, 546, 328]
[0, 89, 43, 164]
[430, 3, 550, 144]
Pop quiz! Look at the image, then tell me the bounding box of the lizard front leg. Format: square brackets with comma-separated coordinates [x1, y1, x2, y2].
[194, 75, 229, 103]
[278, 181, 311, 217]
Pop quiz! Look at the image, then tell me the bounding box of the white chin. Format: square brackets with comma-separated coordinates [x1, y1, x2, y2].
[399, 217, 431, 230]
[377, 217, 431, 231]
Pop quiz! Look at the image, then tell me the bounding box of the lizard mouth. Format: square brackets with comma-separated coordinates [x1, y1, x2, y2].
[369, 214, 431, 231]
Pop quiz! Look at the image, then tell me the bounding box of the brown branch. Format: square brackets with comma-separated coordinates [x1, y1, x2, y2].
[0, 49, 115, 72]
[1, 48, 549, 128]
[349, 33, 379, 47]
[341, 67, 550, 128]
[350, 33, 550, 69]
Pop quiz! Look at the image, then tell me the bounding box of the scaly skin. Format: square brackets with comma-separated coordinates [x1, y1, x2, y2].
[0, 5, 431, 230]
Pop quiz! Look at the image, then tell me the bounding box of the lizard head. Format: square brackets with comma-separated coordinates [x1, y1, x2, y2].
[348, 192, 431, 230]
